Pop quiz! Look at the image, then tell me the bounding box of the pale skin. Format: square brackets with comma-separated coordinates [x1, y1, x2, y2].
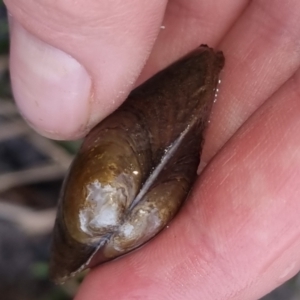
[4, 0, 300, 299]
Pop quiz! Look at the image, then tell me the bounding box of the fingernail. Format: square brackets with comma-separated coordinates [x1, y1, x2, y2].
[9, 17, 92, 139]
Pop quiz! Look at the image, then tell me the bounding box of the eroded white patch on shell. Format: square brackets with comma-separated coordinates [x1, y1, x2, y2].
[121, 223, 134, 237]
[79, 180, 126, 236]
[112, 207, 162, 252]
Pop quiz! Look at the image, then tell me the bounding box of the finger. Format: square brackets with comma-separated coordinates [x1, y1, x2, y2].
[4, 0, 167, 139]
[202, 0, 300, 164]
[137, 0, 248, 84]
[76, 59, 300, 299]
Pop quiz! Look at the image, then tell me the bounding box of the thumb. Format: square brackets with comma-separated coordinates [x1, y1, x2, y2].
[4, 0, 166, 139]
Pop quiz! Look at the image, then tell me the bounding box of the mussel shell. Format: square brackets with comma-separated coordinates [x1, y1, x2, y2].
[50, 45, 225, 283]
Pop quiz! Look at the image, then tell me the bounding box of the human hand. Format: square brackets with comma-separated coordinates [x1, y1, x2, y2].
[4, 0, 300, 299]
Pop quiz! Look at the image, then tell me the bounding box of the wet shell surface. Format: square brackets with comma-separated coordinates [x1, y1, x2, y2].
[50, 45, 225, 283]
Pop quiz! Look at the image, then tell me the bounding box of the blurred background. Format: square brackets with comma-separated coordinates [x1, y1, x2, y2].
[0, 2, 81, 299]
[0, 1, 299, 299]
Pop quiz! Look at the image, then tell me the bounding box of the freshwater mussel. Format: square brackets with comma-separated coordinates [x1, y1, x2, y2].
[50, 45, 225, 283]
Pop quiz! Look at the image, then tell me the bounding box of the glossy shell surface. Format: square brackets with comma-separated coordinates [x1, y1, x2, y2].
[50, 45, 225, 283]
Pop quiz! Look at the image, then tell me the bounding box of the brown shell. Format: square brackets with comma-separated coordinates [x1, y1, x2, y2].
[50, 45, 225, 283]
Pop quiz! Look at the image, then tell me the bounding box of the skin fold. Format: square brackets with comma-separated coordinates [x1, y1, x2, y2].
[4, 0, 300, 299]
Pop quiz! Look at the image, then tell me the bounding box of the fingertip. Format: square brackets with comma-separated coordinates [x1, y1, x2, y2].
[9, 18, 92, 140]
[6, 0, 168, 139]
